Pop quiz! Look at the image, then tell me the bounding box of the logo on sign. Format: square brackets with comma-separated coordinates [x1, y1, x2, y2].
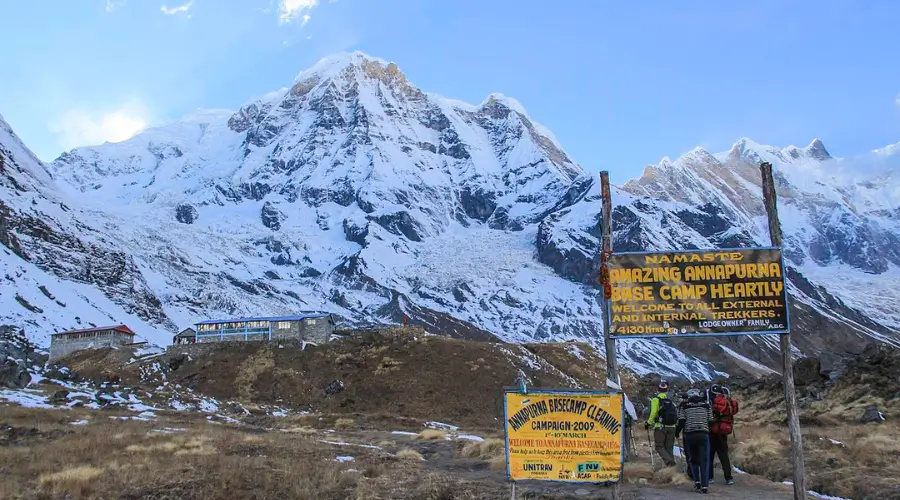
[577, 462, 601, 473]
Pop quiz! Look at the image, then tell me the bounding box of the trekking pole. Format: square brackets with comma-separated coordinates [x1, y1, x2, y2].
[646, 428, 655, 468]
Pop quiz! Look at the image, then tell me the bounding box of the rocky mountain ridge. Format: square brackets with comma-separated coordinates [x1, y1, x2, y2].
[1, 52, 897, 379]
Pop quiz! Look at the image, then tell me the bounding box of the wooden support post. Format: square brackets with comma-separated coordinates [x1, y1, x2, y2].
[598, 171, 620, 500]
[599, 171, 620, 388]
[760, 161, 806, 500]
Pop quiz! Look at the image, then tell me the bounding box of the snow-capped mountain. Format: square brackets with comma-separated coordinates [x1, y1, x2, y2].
[3, 52, 898, 378]
[0, 113, 174, 347]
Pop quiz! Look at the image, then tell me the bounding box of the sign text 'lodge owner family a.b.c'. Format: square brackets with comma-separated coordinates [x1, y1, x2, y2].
[504, 390, 624, 483]
[607, 248, 789, 338]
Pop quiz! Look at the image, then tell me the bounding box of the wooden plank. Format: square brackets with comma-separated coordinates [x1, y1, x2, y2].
[760, 161, 806, 500]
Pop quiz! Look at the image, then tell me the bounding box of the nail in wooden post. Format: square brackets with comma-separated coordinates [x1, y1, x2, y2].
[760, 161, 806, 500]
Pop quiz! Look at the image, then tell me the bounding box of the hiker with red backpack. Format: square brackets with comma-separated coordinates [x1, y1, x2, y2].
[709, 384, 738, 485]
[645, 380, 678, 467]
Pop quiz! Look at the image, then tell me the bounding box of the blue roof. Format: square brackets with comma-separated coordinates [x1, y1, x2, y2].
[194, 312, 331, 326]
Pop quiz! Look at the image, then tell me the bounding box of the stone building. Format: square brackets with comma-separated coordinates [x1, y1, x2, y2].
[173, 328, 196, 345]
[49, 324, 137, 361]
[193, 313, 334, 344]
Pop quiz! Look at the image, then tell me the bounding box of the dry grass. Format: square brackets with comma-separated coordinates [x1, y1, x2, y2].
[0, 407, 413, 500]
[653, 466, 692, 486]
[488, 454, 507, 470]
[417, 429, 447, 440]
[38, 465, 104, 494]
[334, 418, 356, 429]
[622, 461, 654, 484]
[460, 438, 505, 460]
[234, 347, 275, 399]
[395, 448, 424, 461]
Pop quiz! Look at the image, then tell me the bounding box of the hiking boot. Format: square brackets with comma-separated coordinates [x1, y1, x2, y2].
[726, 479, 735, 485]
[693, 483, 701, 492]
[709, 479, 714, 484]
[701, 487, 709, 494]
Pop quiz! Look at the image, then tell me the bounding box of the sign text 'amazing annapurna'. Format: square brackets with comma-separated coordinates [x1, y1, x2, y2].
[607, 248, 789, 337]
[504, 390, 623, 483]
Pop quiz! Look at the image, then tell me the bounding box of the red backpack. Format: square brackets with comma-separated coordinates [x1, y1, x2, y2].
[712, 394, 739, 435]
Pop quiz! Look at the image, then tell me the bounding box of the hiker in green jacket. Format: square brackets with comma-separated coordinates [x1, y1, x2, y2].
[645, 380, 678, 467]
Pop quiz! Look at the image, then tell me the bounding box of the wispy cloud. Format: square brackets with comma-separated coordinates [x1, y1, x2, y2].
[105, 0, 126, 12]
[278, 0, 318, 25]
[161, 1, 193, 16]
[49, 106, 149, 151]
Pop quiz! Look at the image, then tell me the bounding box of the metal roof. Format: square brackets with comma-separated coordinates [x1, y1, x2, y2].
[194, 313, 332, 326]
[52, 325, 136, 336]
[176, 328, 196, 337]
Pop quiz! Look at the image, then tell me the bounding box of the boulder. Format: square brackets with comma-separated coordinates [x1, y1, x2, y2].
[49, 390, 70, 405]
[324, 380, 344, 397]
[861, 404, 886, 424]
[175, 203, 199, 224]
[0, 359, 30, 389]
[261, 201, 286, 231]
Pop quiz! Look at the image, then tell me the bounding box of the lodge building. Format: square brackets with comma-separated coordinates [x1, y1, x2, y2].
[191, 313, 335, 344]
[49, 325, 137, 361]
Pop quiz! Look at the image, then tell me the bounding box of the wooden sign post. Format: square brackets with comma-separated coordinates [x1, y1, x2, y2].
[599, 171, 621, 389]
[598, 171, 621, 500]
[760, 161, 806, 500]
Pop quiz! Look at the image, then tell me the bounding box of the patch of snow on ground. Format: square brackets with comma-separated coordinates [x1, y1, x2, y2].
[828, 438, 843, 446]
[718, 344, 778, 374]
[200, 399, 220, 413]
[334, 456, 355, 463]
[149, 427, 187, 434]
[566, 343, 585, 360]
[318, 440, 381, 450]
[807, 491, 851, 500]
[456, 434, 484, 442]
[425, 421, 459, 431]
[391, 431, 418, 437]
[0, 388, 56, 409]
[70, 419, 90, 425]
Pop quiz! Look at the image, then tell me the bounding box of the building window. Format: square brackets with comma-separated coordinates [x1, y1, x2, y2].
[277, 321, 291, 329]
[305, 319, 317, 326]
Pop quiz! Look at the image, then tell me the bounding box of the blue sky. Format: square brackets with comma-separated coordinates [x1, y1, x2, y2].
[2, 0, 898, 182]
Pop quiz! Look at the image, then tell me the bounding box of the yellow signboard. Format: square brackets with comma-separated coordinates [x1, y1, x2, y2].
[504, 390, 623, 483]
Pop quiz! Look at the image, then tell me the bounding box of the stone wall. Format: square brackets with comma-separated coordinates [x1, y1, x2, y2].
[270, 317, 332, 343]
[166, 337, 327, 358]
[49, 334, 131, 361]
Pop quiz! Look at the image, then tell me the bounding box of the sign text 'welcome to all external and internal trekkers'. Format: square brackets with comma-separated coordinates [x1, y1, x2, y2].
[607, 248, 789, 338]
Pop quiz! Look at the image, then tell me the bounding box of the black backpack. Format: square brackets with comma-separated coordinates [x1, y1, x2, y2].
[657, 397, 678, 426]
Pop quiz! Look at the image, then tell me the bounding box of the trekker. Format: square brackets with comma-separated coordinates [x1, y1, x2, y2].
[677, 391, 693, 481]
[676, 388, 713, 493]
[645, 380, 678, 467]
[710, 384, 738, 485]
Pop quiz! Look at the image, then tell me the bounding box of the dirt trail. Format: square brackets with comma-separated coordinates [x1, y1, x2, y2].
[346, 428, 795, 500]
[630, 476, 793, 500]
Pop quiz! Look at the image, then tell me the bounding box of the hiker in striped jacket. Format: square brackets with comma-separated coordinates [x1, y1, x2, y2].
[675, 388, 713, 494]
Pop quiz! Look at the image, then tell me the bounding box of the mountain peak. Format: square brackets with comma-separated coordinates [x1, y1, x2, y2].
[804, 138, 831, 161]
[480, 93, 528, 115]
[293, 51, 402, 84]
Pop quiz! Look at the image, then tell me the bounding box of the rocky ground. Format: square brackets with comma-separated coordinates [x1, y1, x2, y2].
[1, 326, 897, 499]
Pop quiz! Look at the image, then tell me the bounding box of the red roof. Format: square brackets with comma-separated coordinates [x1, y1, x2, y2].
[52, 324, 136, 336]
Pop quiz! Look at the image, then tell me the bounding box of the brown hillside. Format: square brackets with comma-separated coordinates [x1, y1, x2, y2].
[61, 327, 636, 430]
